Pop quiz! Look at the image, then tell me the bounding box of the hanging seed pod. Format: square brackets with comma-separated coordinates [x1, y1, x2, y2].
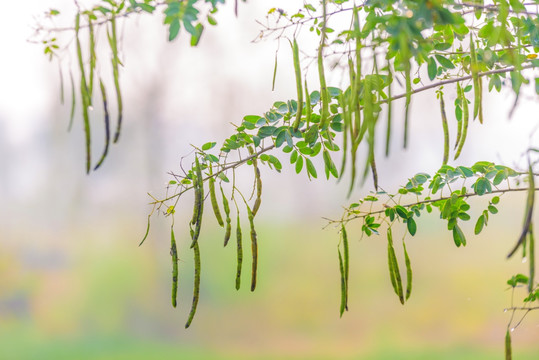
[508, 163, 535, 258]
[291, 38, 303, 131]
[190, 157, 204, 248]
[68, 70, 76, 132]
[304, 80, 312, 128]
[528, 224, 535, 293]
[88, 14, 96, 101]
[318, 0, 329, 129]
[338, 248, 346, 317]
[338, 93, 349, 179]
[341, 224, 349, 311]
[94, 79, 111, 171]
[75, 14, 91, 173]
[403, 241, 412, 301]
[505, 329, 512, 360]
[247, 206, 258, 292]
[439, 92, 449, 166]
[387, 228, 404, 304]
[454, 84, 469, 160]
[235, 213, 243, 290]
[209, 171, 224, 227]
[221, 185, 232, 246]
[185, 242, 201, 328]
[170, 225, 179, 308]
[107, 13, 123, 144]
[469, 32, 483, 123]
[385, 66, 393, 157]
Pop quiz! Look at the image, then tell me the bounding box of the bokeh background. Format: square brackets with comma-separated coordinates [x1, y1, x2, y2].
[1, 1, 539, 359]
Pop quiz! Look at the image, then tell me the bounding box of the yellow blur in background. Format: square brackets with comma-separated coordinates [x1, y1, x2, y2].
[1, 1, 539, 359]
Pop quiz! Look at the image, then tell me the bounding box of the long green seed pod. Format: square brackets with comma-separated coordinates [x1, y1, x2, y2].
[353, 6, 362, 140]
[454, 84, 469, 160]
[387, 228, 404, 304]
[469, 32, 483, 123]
[508, 163, 535, 258]
[247, 206, 258, 292]
[68, 70, 76, 132]
[75, 14, 91, 173]
[505, 329, 512, 360]
[338, 248, 346, 317]
[338, 93, 349, 179]
[190, 157, 204, 248]
[528, 224, 535, 293]
[235, 213, 243, 290]
[252, 167, 262, 216]
[318, 0, 329, 129]
[88, 15, 95, 101]
[385, 66, 393, 157]
[342, 224, 349, 311]
[209, 170, 224, 227]
[304, 80, 312, 128]
[454, 84, 463, 150]
[185, 242, 201, 328]
[59, 65, 64, 105]
[108, 13, 123, 144]
[439, 93, 449, 166]
[94, 79, 111, 171]
[291, 38, 303, 131]
[171, 225, 178, 308]
[403, 64, 412, 149]
[221, 185, 232, 247]
[403, 241, 412, 301]
[190, 157, 201, 225]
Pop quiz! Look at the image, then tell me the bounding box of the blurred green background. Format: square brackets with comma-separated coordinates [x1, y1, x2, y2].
[1, 1, 539, 359]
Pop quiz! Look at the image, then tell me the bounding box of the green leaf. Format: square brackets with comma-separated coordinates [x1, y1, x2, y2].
[190, 23, 204, 46]
[474, 215, 485, 235]
[427, 57, 437, 80]
[435, 54, 455, 69]
[452, 224, 466, 247]
[395, 205, 408, 219]
[201, 142, 216, 151]
[407, 217, 417, 236]
[295, 155, 304, 174]
[169, 18, 181, 41]
[474, 177, 490, 195]
[488, 205, 498, 214]
[305, 158, 317, 178]
[491, 196, 500, 205]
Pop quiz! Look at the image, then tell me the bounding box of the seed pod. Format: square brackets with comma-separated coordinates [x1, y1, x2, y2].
[190, 156, 204, 248]
[385, 66, 393, 157]
[235, 213, 243, 290]
[505, 329, 512, 360]
[209, 176, 224, 227]
[338, 93, 349, 180]
[108, 13, 123, 144]
[304, 80, 312, 127]
[508, 163, 535, 258]
[318, 0, 329, 129]
[75, 13, 91, 173]
[403, 241, 412, 301]
[387, 228, 404, 304]
[291, 38, 303, 131]
[252, 167, 262, 216]
[338, 248, 346, 317]
[170, 225, 179, 308]
[528, 224, 535, 293]
[94, 79, 111, 171]
[469, 32, 483, 123]
[341, 224, 349, 311]
[185, 242, 201, 328]
[454, 84, 469, 160]
[439, 93, 449, 166]
[68, 71, 76, 132]
[403, 64, 411, 149]
[88, 14, 96, 100]
[247, 206, 258, 292]
[221, 185, 232, 247]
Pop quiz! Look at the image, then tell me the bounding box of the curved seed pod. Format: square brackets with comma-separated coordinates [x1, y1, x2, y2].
[170, 225, 179, 308]
[304, 80, 312, 128]
[247, 206, 258, 292]
[403, 64, 411, 149]
[370, 155, 379, 191]
[387, 228, 404, 304]
[469, 32, 483, 123]
[108, 13, 123, 144]
[190, 156, 204, 248]
[505, 329, 512, 360]
[209, 176, 224, 227]
[342, 224, 349, 311]
[185, 242, 201, 328]
[139, 213, 152, 247]
[68, 70, 76, 132]
[508, 163, 535, 258]
[88, 15, 95, 101]
[75, 14, 91, 173]
[318, 0, 329, 129]
[220, 185, 232, 246]
[454, 83, 463, 150]
[190, 157, 201, 225]
[271, 51, 278, 91]
[94, 79, 111, 171]
[59, 65, 65, 105]
[439, 93, 449, 166]
[403, 241, 412, 301]
[528, 224, 535, 293]
[252, 167, 262, 216]
[353, 7, 362, 140]
[291, 38, 303, 131]
[385, 66, 393, 157]
[338, 248, 346, 317]
[338, 93, 349, 180]
[235, 213, 243, 290]
[454, 84, 469, 160]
